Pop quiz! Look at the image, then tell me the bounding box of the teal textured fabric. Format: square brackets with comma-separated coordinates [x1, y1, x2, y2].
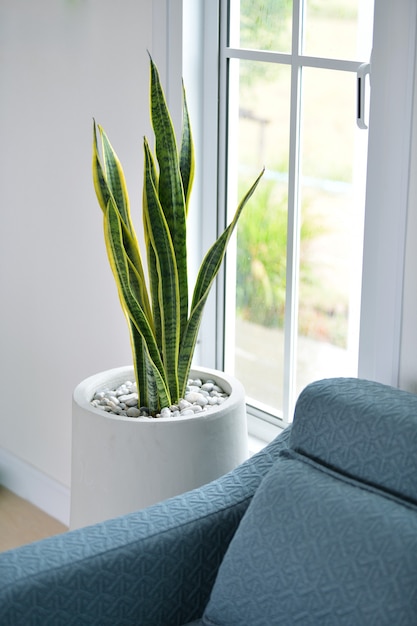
[0, 427, 291, 626]
[291, 377, 417, 503]
[201, 450, 417, 626]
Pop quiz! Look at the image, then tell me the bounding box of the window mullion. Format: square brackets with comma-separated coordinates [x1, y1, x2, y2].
[217, 0, 232, 372]
[282, 0, 304, 423]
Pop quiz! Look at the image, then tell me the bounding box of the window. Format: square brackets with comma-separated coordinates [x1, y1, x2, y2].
[182, 0, 416, 436]
[219, 0, 373, 426]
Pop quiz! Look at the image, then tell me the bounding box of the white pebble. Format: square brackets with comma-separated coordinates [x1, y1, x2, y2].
[185, 391, 208, 407]
[118, 393, 138, 407]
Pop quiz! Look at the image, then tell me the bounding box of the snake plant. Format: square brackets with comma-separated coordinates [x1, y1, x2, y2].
[92, 56, 263, 414]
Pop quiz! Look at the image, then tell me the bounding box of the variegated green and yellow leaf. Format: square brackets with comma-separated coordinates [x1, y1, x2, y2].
[143, 140, 180, 403]
[149, 57, 188, 340]
[100, 127, 132, 233]
[191, 169, 264, 312]
[105, 197, 171, 410]
[143, 142, 162, 354]
[180, 82, 195, 213]
[92, 121, 111, 213]
[178, 169, 264, 389]
[93, 122, 152, 321]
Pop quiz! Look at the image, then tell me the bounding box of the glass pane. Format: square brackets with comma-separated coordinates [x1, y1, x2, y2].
[303, 0, 373, 60]
[296, 67, 364, 398]
[229, 59, 291, 413]
[234, 0, 293, 53]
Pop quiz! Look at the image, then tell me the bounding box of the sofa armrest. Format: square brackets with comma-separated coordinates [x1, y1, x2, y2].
[0, 427, 290, 626]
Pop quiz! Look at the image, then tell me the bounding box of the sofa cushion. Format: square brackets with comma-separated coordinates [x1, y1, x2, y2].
[201, 450, 417, 626]
[290, 378, 417, 503]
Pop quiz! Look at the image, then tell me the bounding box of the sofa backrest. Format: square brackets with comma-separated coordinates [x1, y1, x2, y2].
[199, 378, 417, 625]
[290, 377, 417, 503]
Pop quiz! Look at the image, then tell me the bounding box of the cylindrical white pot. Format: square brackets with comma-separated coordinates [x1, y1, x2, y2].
[70, 366, 248, 529]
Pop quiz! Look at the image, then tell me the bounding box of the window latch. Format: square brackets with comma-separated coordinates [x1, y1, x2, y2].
[357, 62, 371, 130]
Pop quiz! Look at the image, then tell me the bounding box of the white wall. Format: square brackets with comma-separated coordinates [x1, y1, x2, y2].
[0, 0, 159, 511]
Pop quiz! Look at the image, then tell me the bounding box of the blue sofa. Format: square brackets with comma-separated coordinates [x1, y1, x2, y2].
[2, 377, 417, 625]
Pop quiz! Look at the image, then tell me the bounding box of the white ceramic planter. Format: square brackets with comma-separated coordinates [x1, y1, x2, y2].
[70, 366, 249, 529]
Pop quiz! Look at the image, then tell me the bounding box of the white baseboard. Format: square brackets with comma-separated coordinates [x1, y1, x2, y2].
[0, 447, 70, 526]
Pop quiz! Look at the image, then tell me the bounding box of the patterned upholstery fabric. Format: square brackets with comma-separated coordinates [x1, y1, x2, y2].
[0, 427, 291, 626]
[199, 378, 417, 625]
[201, 450, 417, 625]
[291, 377, 417, 503]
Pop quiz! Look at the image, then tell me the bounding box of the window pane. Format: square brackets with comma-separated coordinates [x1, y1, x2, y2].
[229, 59, 291, 413]
[222, 0, 373, 422]
[304, 0, 371, 60]
[296, 67, 364, 397]
[234, 0, 293, 53]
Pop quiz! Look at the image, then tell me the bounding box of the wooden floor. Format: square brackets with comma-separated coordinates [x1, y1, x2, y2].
[0, 486, 68, 553]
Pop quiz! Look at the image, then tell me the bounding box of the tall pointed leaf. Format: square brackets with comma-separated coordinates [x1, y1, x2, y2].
[93, 123, 152, 322]
[191, 169, 264, 312]
[178, 169, 265, 389]
[101, 128, 132, 232]
[180, 82, 195, 213]
[149, 57, 188, 339]
[105, 197, 171, 410]
[143, 140, 180, 403]
[143, 140, 162, 354]
[92, 121, 111, 212]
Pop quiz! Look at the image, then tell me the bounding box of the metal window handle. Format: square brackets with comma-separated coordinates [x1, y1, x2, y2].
[357, 62, 371, 130]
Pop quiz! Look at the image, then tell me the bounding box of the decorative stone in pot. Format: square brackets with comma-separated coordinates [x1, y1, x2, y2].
[70, 365, 248, 530]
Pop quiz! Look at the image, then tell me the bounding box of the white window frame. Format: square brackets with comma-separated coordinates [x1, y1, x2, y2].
[177, 0, 416, 442]
[358, 0, 416, 388]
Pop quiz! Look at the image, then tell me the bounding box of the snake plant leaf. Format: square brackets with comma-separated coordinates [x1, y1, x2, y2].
[191, 168, 264, 311]
[149, 57, 189, 341]
[179, 81, 195, 214]
[129, 324, 149, 407]
[143, 139, 180, 403]
[178, 168, 265, 390]
[103, 235, 154, 408]
[143, 141, 162, 355]
[93, 121, 131, 231]
[94, 123, 153, 322]
[92, 121, 111, 213]
[105, 197, 171, 410]
[100, 128, 132, 233]
[102, 204, 160, 409]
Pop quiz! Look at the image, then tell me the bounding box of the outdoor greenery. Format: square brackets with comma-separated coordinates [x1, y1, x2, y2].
[236, 169, 350, 348]
[92, 56, 263, 413]
[236, 180, 287, 327]
[236, 177, 323, 329]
